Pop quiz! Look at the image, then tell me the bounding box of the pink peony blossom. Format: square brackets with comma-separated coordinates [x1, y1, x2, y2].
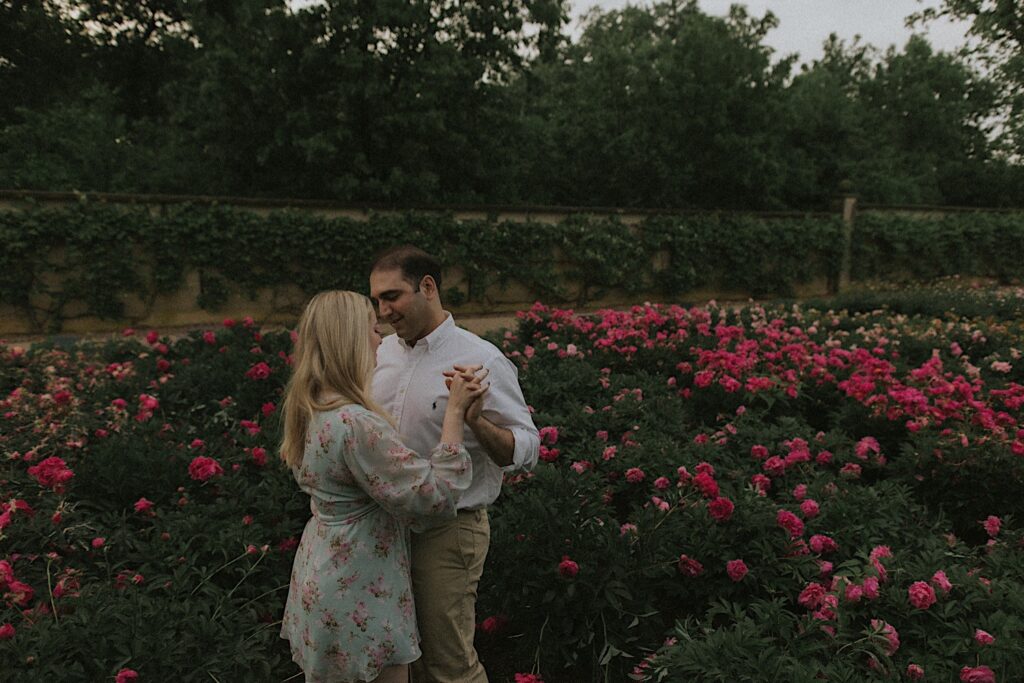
[0, 623, 13, 640]
[908, 581, 937, 610]
[800, 499, 820, 518]
[809, 534, 838, 554]
[870, 619, 900, 655]
[134, 497, 154, 513]
[776, 509, 804, 538]
[974, 629, 995, 646]
[726, 559, 748, 582]
[26, 456, 75, 492]
[959, 666, 995, 683]
[514, 674, 544, 683]
[188, 456, 224, 482]
[862, 576, 880, 600]
[932, 570, 953, 594]
[707, 497, 734, 522]
[115, 669, 139, 683]
[693, 472, 719, 498]
[478, 615, 508, 635]
[625, 467, 645, 484]
[244, 362, 271, 380]
[906, 664, 924, 680]
[798, 582, 827, 609]
[558, 556, 579, 578]
[982, 515, 1001, 538]
[677, 554, 704, 577]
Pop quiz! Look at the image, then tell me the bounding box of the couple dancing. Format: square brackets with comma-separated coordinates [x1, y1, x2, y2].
[279, 246, 540, 682]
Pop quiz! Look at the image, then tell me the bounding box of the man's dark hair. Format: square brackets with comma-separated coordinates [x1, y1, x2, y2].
[370, 245, 443, 291]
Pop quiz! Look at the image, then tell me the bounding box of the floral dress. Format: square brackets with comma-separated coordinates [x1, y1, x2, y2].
[280, 405, 472, 682]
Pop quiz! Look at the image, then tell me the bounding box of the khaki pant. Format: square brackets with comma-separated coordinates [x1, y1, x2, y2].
[410, 509, 490, 683]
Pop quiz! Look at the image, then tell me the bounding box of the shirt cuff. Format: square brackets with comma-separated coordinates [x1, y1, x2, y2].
[502, 426, 540, 472]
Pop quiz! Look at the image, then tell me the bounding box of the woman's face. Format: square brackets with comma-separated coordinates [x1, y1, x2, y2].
[368, 315, 383, 362]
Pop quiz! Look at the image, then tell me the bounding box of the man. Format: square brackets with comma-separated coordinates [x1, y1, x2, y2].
[369, 245, 539, 682]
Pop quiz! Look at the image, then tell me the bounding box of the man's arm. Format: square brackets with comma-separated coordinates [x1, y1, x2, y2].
[465, 410, 515, 467]
[450, 358, 540, 471]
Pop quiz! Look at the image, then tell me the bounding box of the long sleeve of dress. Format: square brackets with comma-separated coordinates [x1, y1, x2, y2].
[340, 408, 472, 529]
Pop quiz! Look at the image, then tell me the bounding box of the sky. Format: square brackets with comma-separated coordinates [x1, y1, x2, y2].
[571, 0, 973, 65]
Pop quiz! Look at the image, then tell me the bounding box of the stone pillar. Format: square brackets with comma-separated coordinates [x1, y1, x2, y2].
[838, 193, 857, 292]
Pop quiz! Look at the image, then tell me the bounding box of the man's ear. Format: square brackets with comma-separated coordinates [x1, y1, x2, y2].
[420, 275, 438, 299]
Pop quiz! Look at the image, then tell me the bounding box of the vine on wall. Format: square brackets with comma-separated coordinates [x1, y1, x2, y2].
[9, 199, 1018, 333]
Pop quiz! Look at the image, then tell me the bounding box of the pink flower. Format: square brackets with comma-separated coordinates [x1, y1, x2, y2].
[855, 436, 880, 459]
[91, 537, 105, 549]
[800, 499, 820, 518]
[601, 445, 617, 460]
[982, 515, 1001, 538]
[133, 497, 154, 513]
[538, 426, 559, 445]
[762, 456, 786, 477]
[862, 576, 880, 600]
[726, 559, 748, 582]
[0, 623, 13, 640]
[708, 497, 735, 522]
[145, 330, 160, 344]
[26, 456, 75, 491]
[677, 554, 704, 577]
[839, 462, 862, 479]
[798, 582, 827, 609]
[244, 362, 271, 380]
[538, 446, 559, 462]
[750, 474, 771, 496]
[653, 476, 671, 490]
[791, 484, 807, 500]
[776, 510, 804, 538]
[906, 664, 924, 680]
[750, 444, 769, 460]
[625, 467, 645, 484]
[693, 472, 718, 498]
[514, 674, 544, 683]
[558, 556, 579, 578]
[251, 447, 267, 467]
[478, 615, 508, 635]
[115, 669, 139, 683]
[931, 570, 953, 594]
[188, 456, 224, 482]
[974, 629, 995, 646]
[870, 619, 900, 655]
[844, 583, 863, 603]
[809, 534, 838, 554]
[261, 401, 276, 417]
[908, 581, 937, 610]
[959, 665, 995, 683]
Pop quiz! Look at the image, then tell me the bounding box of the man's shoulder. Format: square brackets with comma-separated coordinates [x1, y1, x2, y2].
[448, 325, 505, 362]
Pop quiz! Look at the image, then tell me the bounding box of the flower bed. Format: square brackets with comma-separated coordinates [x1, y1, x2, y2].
[2, 294, 1023, 680]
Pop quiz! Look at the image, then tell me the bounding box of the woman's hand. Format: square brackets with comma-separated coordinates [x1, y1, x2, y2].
[446, 371, 489, 412]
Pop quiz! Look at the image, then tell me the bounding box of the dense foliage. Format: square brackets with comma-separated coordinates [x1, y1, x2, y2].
[2, 288, 1023, 680]
[2, 0, 1023, 208]
[0, 202, 843, 332]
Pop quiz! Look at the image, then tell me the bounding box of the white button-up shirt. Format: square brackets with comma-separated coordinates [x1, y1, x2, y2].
[372, 314, 539, 510]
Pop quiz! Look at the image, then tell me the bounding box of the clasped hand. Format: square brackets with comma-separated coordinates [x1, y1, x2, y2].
[444, 365, 490, 423]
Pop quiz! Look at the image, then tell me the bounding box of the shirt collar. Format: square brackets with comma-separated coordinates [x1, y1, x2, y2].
[398, 312, 455, 351]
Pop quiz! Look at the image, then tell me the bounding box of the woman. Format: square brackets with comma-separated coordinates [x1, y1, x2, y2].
[279, 291, 486, 683]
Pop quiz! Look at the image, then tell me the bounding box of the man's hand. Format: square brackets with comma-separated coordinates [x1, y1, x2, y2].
[444, 365, 488, 424]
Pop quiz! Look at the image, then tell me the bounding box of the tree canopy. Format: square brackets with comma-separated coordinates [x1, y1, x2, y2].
[2, 0, 1022, 208]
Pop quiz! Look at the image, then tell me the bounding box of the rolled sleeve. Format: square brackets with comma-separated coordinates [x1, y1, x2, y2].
[506, 425, 540, 472]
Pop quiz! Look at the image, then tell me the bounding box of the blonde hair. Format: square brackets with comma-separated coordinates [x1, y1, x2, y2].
[279, 290, 390, 468]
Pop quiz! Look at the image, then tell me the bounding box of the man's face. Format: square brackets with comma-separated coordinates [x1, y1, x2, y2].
[369, 268, 429, 342]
